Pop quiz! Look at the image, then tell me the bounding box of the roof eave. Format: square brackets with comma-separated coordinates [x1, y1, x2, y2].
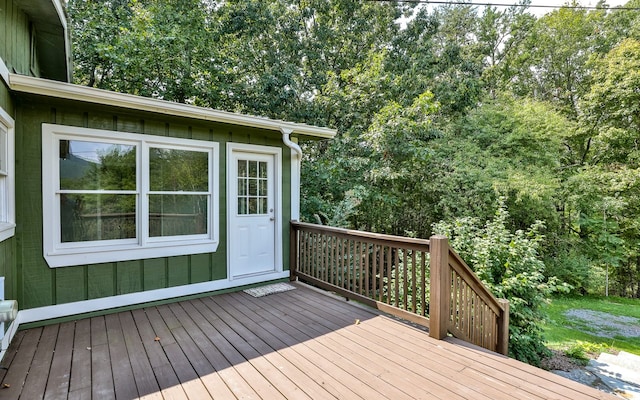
[8, 74, 337, 139]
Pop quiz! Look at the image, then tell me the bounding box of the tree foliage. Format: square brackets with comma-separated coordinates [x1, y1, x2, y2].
[68, 0, 640, 362]
[434, 200, 569, 365]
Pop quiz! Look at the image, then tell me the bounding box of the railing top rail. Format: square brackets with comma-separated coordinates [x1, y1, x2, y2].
[448, 247, 505, 314]
[291, 221, 430, 250]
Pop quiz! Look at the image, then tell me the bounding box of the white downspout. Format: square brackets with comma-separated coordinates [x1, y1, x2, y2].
[281, 127, 302, 221]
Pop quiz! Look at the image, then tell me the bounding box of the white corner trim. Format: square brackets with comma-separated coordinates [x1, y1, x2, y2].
[8, 74, 337, 139]
[52, 0, 68, 30]
[18, 271, 290, 324]
[0, 58, 9, 86]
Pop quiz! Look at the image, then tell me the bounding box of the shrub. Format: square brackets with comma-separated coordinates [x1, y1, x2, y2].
[433, 198, 569, 365]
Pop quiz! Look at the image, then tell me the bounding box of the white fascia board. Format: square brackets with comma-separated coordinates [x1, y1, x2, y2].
[0, 58, 9, 86]
[8, 74, 337, 139]
[52, 0, 67, 30]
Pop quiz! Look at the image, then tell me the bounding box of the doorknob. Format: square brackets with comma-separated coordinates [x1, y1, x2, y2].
[270, 217, 275, 221]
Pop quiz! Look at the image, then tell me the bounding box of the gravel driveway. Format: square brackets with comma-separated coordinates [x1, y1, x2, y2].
[564, 309, 640, 338]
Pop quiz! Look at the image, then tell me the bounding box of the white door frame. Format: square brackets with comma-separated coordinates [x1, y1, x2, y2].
[226, 143, 283, 281]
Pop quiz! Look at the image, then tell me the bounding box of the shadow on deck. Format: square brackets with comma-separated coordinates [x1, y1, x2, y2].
[0, 282, 615, 399]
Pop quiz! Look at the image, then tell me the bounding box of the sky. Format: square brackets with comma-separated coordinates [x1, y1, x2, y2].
[523, 0, 629, 16]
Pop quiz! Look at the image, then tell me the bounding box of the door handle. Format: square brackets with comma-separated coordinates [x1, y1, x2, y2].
[270, 217, 275, 221]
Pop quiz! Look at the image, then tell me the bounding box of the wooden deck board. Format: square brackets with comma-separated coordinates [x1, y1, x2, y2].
[0, 282, 619, 400]
[43, 321, 75, 400]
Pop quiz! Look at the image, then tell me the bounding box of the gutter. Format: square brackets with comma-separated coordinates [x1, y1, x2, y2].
[281, 128, 303, 221]
[8, 74, 337, 139]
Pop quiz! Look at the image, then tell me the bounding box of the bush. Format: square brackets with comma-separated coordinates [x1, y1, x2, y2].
[433, 198, 569, 365]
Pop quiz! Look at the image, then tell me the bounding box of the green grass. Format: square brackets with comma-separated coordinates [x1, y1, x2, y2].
[543, 295, 640, 357]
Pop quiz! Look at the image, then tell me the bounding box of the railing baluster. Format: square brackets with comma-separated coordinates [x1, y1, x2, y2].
[411, 250, 417, 313]
[290, 222, 508, 355]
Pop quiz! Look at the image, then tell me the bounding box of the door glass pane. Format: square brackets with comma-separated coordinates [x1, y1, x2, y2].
[259, 161, 267, 178]
[248, 198, 258, 214]
[259, 179, 267, 196]
[149, 194, 207, 236]
[237, 179, 247, 195]
[237, 158, 269, 216]
[259, 198, 267, 214]
[238, 160, 247, 177]
[60, 140, 136, 191]
[238, 197, 247, 215]
[249, 161, 257, 177]
[60, 194, 136, 242]
[249, 179, 257, 196]
[149, 148, 208, 191]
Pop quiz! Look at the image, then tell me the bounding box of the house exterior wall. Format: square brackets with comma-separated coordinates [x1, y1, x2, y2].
[13, 93, 292, 311]
[0, 0, 37, 78]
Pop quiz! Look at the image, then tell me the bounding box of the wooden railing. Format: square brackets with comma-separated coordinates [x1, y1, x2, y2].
[290, 221, 509, 355]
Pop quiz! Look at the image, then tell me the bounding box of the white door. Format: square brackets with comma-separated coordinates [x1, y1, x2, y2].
[229, 149, 277, 279]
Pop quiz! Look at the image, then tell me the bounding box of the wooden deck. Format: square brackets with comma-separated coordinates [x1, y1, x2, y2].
[0, 283, 615, 399]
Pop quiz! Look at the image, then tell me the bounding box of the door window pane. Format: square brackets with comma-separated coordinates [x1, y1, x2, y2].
[60, 194, 136, 242]
[237, 158, 269, 215]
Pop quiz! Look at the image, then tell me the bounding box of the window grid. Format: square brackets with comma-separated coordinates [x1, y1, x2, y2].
[237, 160, 268, 215]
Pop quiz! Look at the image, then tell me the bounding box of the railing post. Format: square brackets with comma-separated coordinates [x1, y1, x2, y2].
[497, 299, 510, 356]
[429, 235, 450, 340]
[290, 221, 298, 282]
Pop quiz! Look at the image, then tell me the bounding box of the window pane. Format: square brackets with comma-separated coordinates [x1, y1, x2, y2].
[149, 148, 208, 192]
[238, 178, 247, 195]
[259, 162, 267, 178]
[259, 179, 267, 196]
[60, 140, 136, 191]
[259, 198, 267, 214]
[60, 194, 136, 242]
[249, 161, 257, 177]
[238, 160, 247, 177]
[238, 197, 247, 215]
[149, 194, 207, 237]
[248, 198, 257, 214]
[0, 126, 6, 174]
[249, 179, 257, 196]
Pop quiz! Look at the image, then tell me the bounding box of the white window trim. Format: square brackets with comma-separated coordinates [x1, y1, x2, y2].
[0, 107, 15, 243]
[42, 123, 219, 268]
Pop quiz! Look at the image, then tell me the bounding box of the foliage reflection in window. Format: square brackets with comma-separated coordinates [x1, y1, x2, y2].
[59, 140, 136, 242]
[149, 148, 209, 237]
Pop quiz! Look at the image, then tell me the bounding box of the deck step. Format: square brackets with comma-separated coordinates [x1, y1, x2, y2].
[593, 352, 640, 385]
[586, 352, 640, 399]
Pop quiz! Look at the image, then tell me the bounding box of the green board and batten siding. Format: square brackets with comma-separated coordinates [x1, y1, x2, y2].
[1, 0, 42, 303]
[0, 0, 36, 78]
[13, 94, 292, 311]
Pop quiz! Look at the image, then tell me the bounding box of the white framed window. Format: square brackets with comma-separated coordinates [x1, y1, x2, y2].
[0, 107, 15, 243]
[42, 124, 219, 268]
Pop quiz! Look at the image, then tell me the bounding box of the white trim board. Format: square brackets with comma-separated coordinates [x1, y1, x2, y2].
[8, 74, 336, 138]
[18, 271, 290, 324]
[0, 58, 9, 86]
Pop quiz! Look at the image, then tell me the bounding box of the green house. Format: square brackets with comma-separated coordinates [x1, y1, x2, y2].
[0, 0, 335, 358]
